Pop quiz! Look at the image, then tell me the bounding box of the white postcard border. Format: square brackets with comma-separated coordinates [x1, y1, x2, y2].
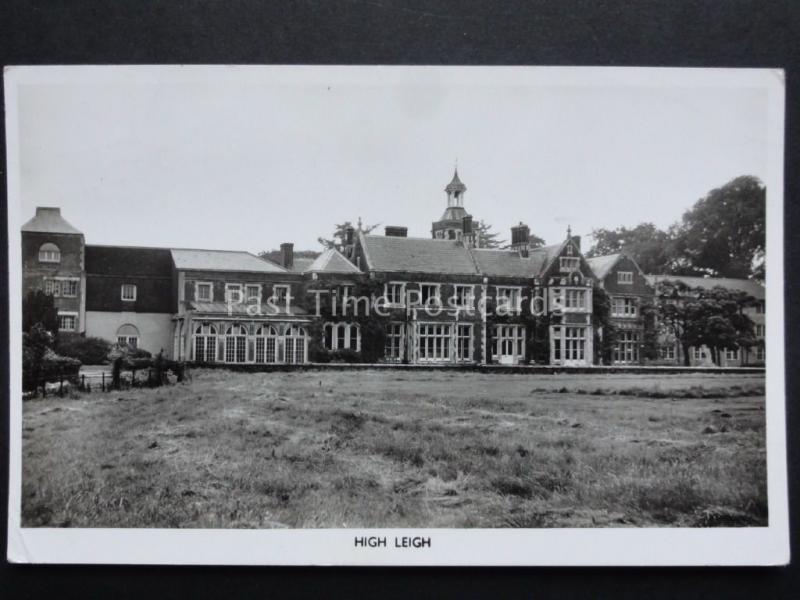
[4, 65, 789, 566]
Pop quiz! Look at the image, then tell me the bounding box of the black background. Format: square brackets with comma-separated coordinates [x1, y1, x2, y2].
[1, 1, 798, 597]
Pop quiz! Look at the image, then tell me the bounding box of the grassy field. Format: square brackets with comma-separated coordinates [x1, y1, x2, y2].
[21, 369, 767, 529]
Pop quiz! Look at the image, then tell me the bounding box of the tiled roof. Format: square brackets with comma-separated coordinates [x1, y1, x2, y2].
[189, 301, 308, 317]
[445, 168, 466, 192]
[645, 274, 765, 299]
[288, 257, 315, 273]
[438, 206, 468, 222]
[361, 234, 479, 275]
[305, 248, 363, 274]
[470, 248, 550, 278]
[171, 249, 287, 273]
[86, 245, 174, 278]
[586, 253, 622, 280]
[22, 207, 82, 235]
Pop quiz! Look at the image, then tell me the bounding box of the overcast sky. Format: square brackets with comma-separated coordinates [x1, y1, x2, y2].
[15, 68, 769, 253]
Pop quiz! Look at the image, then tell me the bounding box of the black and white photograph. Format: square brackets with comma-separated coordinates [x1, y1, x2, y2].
[4, 65, 788, 566]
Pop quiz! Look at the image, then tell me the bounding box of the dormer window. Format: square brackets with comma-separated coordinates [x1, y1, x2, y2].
[38, 243, 61, 263]
[195, 282, 212, 302]
[560, 257, 580, 272]
[121, 284, 137, 301]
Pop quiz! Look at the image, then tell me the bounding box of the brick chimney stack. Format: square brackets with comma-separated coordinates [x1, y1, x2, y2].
[280, 242, 294, 270]
[511, 222, 530, 257]
[384, 226, 408, 237]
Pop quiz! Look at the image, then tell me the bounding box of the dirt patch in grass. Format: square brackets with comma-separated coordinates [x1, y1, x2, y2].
[22, 369, 767, 528]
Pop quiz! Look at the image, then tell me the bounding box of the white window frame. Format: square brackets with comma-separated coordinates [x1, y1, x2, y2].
[725, 348, 740, 361]
[412, 283, 442, 307]
[496, 286, 523, 314]
[559, 256, 580, 272]
[254, 325, 278, 364]
[564, 288, 587, 311]
[384, 282, 406, 307]
[245, 284, 262, 303]
[57, 311, 78, 332]
[272, 284, 291, 309]
[755, 324, 765, 338]
[693, 347, 706, 360]
[225, 283, 243, 304]
[44, 277, 79, 298]
[660, 345, 676, 360]
[613, 330, 640, 364]
[611, 296, 637, 317]
[452, 284, 475, 309]
[192, 324, 218, 362]
[324, 322, 361, 352]
[456, 324, 473, 362]
[195, 281, 213, 302]
[492, 324, 525, 361]
[117, 335, 139, 348]
[224, 324, 248, 363]
[38, 243, 61, 263]
[417, 322, 452, 362]
[617, 271, 634, 284]
[755, 346, 765, 361]
[384, 322, 404, 362]
[121, 283, 137, 302]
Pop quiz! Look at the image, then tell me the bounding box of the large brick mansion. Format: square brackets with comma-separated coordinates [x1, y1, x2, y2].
[21, 170, 765, 367]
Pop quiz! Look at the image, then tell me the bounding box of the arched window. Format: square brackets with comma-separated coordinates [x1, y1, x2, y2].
[193, 324, 217, 362]
[38, 243, 61, 263]
[116, 324, 140, 348]
[254, 325, 278, 363]
[285, 326, 307, 364]
[225, 324, 248, 363]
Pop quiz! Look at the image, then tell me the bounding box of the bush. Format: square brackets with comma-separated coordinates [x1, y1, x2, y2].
[57, 334, 112, 365]
[108, 343, 153, 369]
[23, 347, 81, 391]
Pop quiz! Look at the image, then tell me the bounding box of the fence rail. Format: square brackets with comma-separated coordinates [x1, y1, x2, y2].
[24, 363, 187, 399]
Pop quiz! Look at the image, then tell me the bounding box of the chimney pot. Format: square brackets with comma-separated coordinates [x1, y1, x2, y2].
[344, 226, 355, 245]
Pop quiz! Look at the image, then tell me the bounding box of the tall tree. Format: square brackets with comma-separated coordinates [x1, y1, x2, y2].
[528, 233, 547, 250]
[22, 290, 59, 339]
[318, 220, 380, 250]
[673, 175, 766, 279]
[475, 220, 505, 249]
[585, 223, 676, 274]
[657, 280, 757, 366]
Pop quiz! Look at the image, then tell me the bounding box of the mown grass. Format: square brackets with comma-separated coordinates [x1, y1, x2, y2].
[21, 370, 767, 528]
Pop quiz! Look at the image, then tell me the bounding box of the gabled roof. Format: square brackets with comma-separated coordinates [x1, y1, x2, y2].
[360, 233, 479, 275]
[645, 274, 765, 299]
[305, 248, 363, 274]
[86, 245, 173, 278]
[585, 253, 622, 280]
[529, 242, 570, 279]
[171, 249, 287, 273]
[22, 207, 82, 235]
[470, 247, 550, 278]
